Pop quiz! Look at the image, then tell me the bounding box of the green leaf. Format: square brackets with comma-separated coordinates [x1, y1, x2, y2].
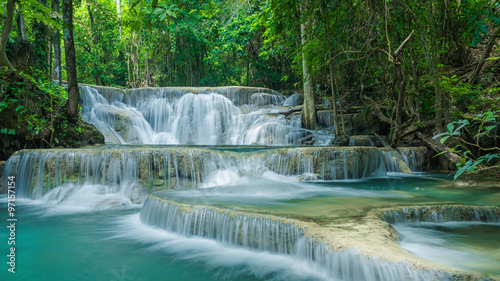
[485, 153, 499, 162]
[484, 111, 494, 121]
[486, 56, 500, 61]
[485, 125, 496, 132]
[432, 132, 449, 140]
[440, 136, 450, 144]
[447, 123, 454, 133]
[454, 165, 469, 180]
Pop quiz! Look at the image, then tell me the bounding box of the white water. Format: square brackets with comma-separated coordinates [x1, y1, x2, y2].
[113, 213, 333, 281]
[4, 147, 424, 199]
[24, 182, 139, 216]
[394, 222, 500, 274]
[139, 197, 452, 281]
[4, 85, 487, 280]
[80, 86, 320, 145]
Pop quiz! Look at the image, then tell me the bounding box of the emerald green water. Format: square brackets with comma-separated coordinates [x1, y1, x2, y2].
[1, 201, 326, 281]
[1, 174, 499, 280]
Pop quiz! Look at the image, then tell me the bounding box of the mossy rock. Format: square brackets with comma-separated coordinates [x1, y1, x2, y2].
[352, 109, 390, 136]
[0, 68, 105, 160]
[53, 118, 104, 148]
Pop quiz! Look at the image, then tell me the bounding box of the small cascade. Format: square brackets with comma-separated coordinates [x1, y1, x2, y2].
[5, 147, 243, 199]
[140, 197, 302, 254]
[283, 93, 303, 106]
[262, 147, 426, 180]
[349, 135, 377, 147]
[380, 206, 500, 224]
[316, 111, 355, 134]
[381, 206, 500, 276]
[140, 195, 454, 281]
[228, 108, 305, 145]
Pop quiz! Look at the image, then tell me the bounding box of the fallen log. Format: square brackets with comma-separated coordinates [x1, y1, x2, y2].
[280, 107, 302, 117]
[416, 132, 461, 164]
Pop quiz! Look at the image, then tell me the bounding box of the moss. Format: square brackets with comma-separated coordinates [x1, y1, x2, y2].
[454, 168, 500, 188]
[0, 69, 105, 160]
[53, 118, 104, 148]
[352, 109, 390, 135]
[0, 69, 43, 160]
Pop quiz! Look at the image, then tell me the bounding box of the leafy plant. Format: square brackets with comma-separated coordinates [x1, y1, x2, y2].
[0, 68, 68, 146]
[433, 111, 500, 180]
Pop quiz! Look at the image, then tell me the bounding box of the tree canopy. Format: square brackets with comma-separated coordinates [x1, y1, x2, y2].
[1, 0, 499, 175]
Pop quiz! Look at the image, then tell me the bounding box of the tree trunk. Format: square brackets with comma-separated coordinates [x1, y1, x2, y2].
[87, 3, 102, 85]
[428, 0, 444, 132]
[416, 132, 460, 165]
[63, 0, 79, 120]
[0, 0, 15, 69]
[469, 25, 500, 85]
[300, 0, 317, 130]
[52, 0, 62, 82]
[116, 0, 122, 36]
[323, 4, 340, 137]
[392, 30, 414, 144]
[17, 2, 27, 40]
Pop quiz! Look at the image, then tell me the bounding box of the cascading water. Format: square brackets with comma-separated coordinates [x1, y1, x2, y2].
[3, 146, 426, 201]
[139, 196, 455, 281]
[380, 206, 500, 276]
[2, 85, 498, 281]
[80, 85, 316, 145]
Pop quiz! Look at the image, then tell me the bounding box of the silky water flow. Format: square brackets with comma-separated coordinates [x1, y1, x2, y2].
[1, 85, 499, 281]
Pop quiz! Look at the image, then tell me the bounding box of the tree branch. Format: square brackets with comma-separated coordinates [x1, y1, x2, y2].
[361, 95, 393, 125]
[393, 30, 415, 59]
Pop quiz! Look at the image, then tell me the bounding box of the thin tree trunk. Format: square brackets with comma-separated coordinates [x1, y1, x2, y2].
[52, 0, 61, 81]
[335, 78, 346, 136]
[393, 31, 414, 127]
[246, 60, 250, 86]
[324, 5, 340, 137]
[63, 0, 79, 120]
[0, 0, 15, 69]
[127, 53, 131, 85]
[428, 0, 443, 132]
[469, 25, 500, 85]
[18, 2, 27, 40]
[49, 38, 53, 81]
[116, 0, 122, 36]
[300, 0, 317, 130]
[87, 3, 101, 85]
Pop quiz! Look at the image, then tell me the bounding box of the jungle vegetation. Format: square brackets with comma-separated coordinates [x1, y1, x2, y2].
[0, 0, 499, 178]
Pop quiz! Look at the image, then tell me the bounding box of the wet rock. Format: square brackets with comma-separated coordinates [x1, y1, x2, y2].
[333, 136, 349, 146]
[54, 119, 105, 148]
[349, 135, 381, 147]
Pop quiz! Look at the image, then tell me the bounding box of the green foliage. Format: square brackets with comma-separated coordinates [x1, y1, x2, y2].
[433, 111, 500, 180]
[441, 75, 500, 115]
[0, 68, 67, 146]
[18, 0, 60, 28]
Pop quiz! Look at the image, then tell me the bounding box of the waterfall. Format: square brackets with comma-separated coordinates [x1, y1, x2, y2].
[262, 147, 425, 180]
[3, 147, 426, 200]
[80, 85, 316, 145]
[283, 93, 303, 106]
[380, 206, 500, 276]
[140, 197, 302, 255]
[380, 206, 500, 224]
[140, 195, 454, 281]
